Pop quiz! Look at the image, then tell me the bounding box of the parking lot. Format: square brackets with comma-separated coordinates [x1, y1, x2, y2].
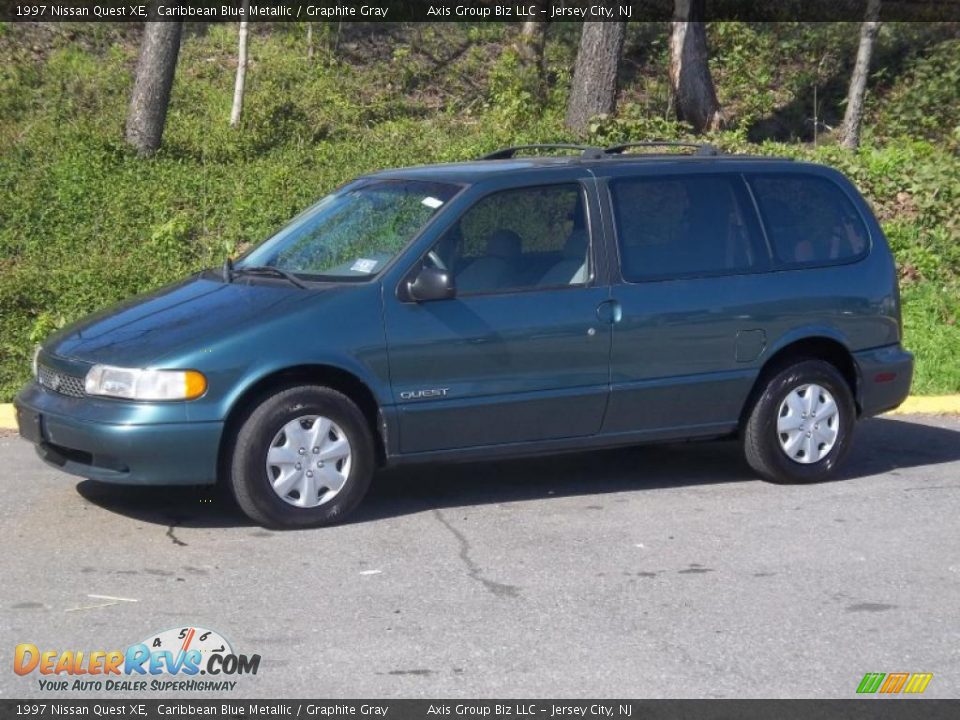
[2, 414, 959, 699]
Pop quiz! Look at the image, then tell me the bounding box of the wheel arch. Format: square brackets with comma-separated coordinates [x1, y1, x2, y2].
[739, 334, 861, 432]
[217, 364, 387, 483]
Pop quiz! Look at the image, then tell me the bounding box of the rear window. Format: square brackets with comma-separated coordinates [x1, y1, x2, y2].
[749, 174, 869, 267]
[610, 175, 765, 281]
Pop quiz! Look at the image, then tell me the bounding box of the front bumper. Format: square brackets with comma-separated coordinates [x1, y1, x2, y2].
[14, 382, 221, 486]
[854, 343, 914, 417]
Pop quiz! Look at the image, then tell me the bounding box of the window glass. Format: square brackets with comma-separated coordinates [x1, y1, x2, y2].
[432, 184, 590, 294]
[611, 175, 762, 281]
[242, 180, 459, 279]
[750, 175, 869, 266]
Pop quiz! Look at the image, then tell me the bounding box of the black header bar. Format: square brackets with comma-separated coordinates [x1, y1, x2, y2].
[3, 0, 960, 23]
[2, 700, 960, 720]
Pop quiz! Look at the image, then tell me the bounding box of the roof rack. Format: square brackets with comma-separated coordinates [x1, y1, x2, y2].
[480, 144, 603, 160]
[604, 141, 720, 157]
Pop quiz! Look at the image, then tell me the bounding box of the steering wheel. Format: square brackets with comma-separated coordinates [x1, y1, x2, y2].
[426, 250, 447, 271]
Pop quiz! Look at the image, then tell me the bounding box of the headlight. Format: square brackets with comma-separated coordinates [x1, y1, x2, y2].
[84, 365, 207, 401]
[32, 345, 41, 378]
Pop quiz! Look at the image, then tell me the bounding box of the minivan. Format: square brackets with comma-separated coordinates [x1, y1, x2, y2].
[15, 143, 913, 528]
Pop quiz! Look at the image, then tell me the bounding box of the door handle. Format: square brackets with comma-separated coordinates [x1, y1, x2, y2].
[596, 299, 623, 324]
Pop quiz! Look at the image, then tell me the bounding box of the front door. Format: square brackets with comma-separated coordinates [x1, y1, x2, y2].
[384, 179, 612, 454]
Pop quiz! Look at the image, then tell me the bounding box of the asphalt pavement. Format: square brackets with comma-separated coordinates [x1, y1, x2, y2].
[1, 415, 959, 699]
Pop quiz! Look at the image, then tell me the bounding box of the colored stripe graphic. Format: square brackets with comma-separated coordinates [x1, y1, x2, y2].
[903, 673, 933, 694]
[879, 673, 910, 694]
[857, 673, 885, 693]
[857, 672, 932, 694]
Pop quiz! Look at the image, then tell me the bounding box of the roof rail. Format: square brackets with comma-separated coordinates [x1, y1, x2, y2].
[480, 144, 603, 160]
[604, 141, 720, 157]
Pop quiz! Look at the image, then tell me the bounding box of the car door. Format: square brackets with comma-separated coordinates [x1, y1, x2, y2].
[598, 168, 773, 436]
[383, 176, 613, 454]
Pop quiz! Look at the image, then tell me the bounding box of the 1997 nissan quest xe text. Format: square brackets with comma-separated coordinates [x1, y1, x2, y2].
[15, 143, 913, 528]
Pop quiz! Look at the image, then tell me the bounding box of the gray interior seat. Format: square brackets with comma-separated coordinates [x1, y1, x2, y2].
[539, 230, 589, 286]
[456, 229, 522, 292]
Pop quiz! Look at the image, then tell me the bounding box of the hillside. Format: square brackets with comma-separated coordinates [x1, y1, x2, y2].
[0, 21, 958, 398]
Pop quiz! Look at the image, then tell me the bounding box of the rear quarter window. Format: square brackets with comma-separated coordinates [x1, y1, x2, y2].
[748, 174, 870, 268]
[610, 174, 767, 282]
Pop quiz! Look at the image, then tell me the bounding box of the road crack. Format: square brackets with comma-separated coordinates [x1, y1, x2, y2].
[165, 518, 188, 547]
[432, 509, 520, 599]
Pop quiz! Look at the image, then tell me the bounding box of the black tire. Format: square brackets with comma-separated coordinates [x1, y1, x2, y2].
[743, 359, 856, 484]
[228, 385, 375, 528]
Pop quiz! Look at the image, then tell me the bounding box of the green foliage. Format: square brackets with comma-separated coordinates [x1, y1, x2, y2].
[873, 38, 960, 147]
[587, 105, 691, 145]
[487, 47, 540, 128]
[901, 282, 960, 395]
[0, 22, 959, 400]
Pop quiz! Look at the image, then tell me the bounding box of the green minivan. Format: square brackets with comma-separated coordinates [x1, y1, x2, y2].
[15, 144, 913, 528]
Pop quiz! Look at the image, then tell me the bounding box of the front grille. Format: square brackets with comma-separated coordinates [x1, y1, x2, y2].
[38, 364, 86, 398]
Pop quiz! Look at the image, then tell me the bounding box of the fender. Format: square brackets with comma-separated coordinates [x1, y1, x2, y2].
[761, 324, 852, 362]
[217, 353, 390, 422]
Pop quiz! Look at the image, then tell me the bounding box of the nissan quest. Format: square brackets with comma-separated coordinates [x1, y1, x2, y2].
[15, 143, 914, 528]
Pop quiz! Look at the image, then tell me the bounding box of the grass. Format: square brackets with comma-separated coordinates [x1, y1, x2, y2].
[902, 283, 960, 394]
[0, 21, 958, 399]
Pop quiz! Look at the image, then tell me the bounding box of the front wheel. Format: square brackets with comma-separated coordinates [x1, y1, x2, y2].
[228, 385, 375, 528]
[743, 360, 856, 484]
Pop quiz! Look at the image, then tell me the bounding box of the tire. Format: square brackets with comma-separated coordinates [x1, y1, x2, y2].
[743, 359, 856, 484]
[228, 385, 375, 528]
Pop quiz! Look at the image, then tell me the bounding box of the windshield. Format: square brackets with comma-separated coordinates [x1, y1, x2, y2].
[240, 179, 460, 280]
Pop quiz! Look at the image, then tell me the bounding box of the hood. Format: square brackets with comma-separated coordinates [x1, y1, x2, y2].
[46, 274, 315, 367]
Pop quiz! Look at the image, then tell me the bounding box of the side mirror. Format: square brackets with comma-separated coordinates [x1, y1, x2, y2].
[407, 265, 455, 302]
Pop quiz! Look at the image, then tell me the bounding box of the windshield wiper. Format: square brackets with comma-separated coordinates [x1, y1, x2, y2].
[232, 265, 307, 289]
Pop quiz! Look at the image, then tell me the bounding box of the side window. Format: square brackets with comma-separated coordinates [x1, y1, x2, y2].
[749, 174, 869, 267]
[610, 175, 764, 282]
[433, 184, 590, 295]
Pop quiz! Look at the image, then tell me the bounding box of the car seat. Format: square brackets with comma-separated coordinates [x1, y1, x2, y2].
[456, 229, 523, 292]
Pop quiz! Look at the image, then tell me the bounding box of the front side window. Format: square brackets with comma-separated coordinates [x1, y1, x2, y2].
[430, 184, 590, 295]
[242, 179, 459, 280]
[611, 175, 764, 281]
[749, 174, 869, 267]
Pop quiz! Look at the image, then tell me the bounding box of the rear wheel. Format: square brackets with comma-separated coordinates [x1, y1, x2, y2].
[743, 360, 856, 484]
[229, 385, 375, 528]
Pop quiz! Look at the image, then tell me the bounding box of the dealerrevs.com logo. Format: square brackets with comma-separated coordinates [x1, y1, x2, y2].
[14, 626, 261, 692]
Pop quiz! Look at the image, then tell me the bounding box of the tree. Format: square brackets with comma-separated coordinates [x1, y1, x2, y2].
[516, 3, 550, 100]
[565, 17, 627, 135]
[669, 0, 723, 133]
[125, 19, 183, 156]
[840, 0, 882, 149]
[518, 2, 549, 68]
[230, 3, 250, 128]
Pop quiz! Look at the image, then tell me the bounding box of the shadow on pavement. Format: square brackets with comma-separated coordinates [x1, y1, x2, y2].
[75, 416, 960, 529]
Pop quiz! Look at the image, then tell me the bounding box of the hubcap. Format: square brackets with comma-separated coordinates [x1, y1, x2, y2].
[265, 415, 352, 508]
[777, 383, 840, 464]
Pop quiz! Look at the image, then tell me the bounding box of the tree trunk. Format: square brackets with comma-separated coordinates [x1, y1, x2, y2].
[519, 0, 549, 60]
[669, 0, 723, 133]
[306, 22, 314, 60]
[517, 3, 550, 100]
[564, 17, 627, 135]
[230, 5, 249, 128]
[518, 15, 547, 67]
[840, 0, 882, 150]
[521, 20, 546, 39]
[125, 20, 183, 156]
